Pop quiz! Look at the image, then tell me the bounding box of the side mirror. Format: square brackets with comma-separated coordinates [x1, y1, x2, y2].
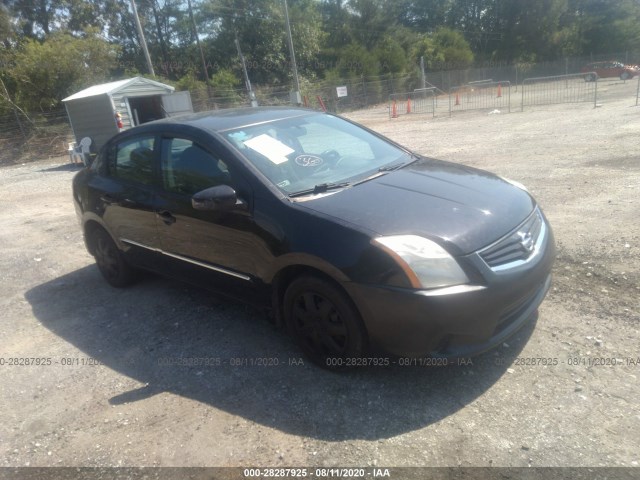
[191, 185, 239, 211]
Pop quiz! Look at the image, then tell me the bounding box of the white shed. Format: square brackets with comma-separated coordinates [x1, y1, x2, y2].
[62, 77, 193, 153]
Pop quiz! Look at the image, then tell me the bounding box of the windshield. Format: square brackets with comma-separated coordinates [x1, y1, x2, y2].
[223, 113, 408, 195]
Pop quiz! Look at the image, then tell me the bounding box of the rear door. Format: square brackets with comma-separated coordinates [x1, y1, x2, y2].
[96, 133, 163, 270]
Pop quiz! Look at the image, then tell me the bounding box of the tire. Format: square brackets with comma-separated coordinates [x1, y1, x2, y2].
[620, 72, 630, 80]
[91, 228, 136, 288]
[283, 275, 368, 370]
[584, 73, 597, 82]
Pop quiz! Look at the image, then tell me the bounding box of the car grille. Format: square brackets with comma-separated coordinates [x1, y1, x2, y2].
[479, 208, 544, 271]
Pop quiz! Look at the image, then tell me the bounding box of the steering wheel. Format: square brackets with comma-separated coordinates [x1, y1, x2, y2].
[319, 149, 341, 167]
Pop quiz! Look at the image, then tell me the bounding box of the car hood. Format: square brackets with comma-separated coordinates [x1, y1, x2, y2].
[295, 157, 536, 256]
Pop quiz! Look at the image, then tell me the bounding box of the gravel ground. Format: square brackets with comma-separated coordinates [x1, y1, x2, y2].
[0, 79, 639, 470]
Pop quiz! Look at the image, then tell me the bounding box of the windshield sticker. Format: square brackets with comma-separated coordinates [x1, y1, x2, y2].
[277, 180, 291, 188]
[244, 134, 294, 165]
[295, 155, 323, 167]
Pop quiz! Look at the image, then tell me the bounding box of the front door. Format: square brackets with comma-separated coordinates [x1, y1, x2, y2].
[153, 136, 269, 304]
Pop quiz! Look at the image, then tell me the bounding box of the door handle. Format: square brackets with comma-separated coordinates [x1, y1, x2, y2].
[157, 210, 176, 225]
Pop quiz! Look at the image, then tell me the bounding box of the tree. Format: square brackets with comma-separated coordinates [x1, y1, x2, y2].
[10, 30, 119, 110]
[412, 27, 474, 70]
[573, 0, 640, 55]
[0, 4, 13, 45]
[334, 42, 380, 77]
[2, 0, 640, 111]
[3, 0, 64, 38]
[393, 0, 452, 32]
[197, 0, 325, 85]
[375, 35, 408, 74]
[347, 0, 388, 50]
[210, 67, 242, 104]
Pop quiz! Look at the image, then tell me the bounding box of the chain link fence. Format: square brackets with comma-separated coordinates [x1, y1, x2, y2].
[2, 50, 639, 164]
[521, 73, 597, 111]
[0, 107, 73, 164]
[388, 88, 437, 118]
[449, 81, 511, 115]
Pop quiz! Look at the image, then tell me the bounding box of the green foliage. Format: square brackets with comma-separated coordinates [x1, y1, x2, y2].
[375, 36, 408, 74]
[412, 27, 474, 70]
[9, 30, 119, 110]
[175, 71, 209, 109]
[2, 0, 640, 117]
[576, 0, 640, 54]
[175, 72, 206, 92]
[210, 68, 242, 104]
[432, 27, 474, 67]
[0, 5, 12, 44]
[200, 0, 295, 85]
[211, 68, 240, 90]
[335, 43, 380, 78]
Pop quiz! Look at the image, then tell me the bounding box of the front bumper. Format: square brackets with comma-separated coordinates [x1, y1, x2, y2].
[346, 218, 555, 358]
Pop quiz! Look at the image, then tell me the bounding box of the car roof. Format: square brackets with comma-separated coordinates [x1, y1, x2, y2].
[149, 106, 320, 133]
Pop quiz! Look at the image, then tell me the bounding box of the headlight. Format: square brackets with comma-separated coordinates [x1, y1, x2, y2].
[373, 235, 469, 289]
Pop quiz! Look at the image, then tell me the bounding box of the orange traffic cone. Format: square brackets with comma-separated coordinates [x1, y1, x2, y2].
[391, 100, 398, 118]
[406, 98, 411, 114]
[497, 83, 502, 98]
[455, 93, 460, 106]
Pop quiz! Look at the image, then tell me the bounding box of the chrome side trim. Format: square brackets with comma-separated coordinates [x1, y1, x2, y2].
[120, 238, 162, 253]
[120, 238, 251, 281]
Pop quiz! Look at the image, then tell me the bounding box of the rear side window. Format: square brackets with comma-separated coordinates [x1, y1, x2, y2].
[108, 136, 156, 185]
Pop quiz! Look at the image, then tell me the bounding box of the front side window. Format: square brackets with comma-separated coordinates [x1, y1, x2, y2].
[223, 113, 408, 195]
[108, 136, 156, 185]
[161, 138, 230, 195]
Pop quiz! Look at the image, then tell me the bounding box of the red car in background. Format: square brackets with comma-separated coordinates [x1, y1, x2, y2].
[581, 61, 639, 81]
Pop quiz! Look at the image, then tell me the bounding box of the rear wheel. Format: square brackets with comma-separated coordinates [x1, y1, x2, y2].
[92, 228, 136, 288]
[584, 73, 597, 82]
[620, 71, 630, 80]
[284, 275, 367, 369]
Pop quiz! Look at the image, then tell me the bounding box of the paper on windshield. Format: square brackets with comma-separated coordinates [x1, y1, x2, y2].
[244, 134, 294, 165]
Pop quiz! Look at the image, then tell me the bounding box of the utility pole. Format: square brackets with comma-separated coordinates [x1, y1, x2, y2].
[283, 0, 301, 105]
[186, 0, 210, 83]
[235, 36, 258, 107]
[130, 0, 155, 77]
[420, 56, 426, 90]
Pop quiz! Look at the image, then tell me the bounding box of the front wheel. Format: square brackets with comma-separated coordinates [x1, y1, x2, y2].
[620, 71, 630, 80]
[284, 275, 368, 369]
[92, 228, 136, 288]
[584, 73, 597, 82]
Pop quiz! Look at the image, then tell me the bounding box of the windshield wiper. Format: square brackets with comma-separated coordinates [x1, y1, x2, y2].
[288, 182, 351, 198]
[378, 161, 406, 172]
[378, 153, 421, 172]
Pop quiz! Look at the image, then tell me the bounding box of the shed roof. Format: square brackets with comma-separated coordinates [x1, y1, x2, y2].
[62, 77, 175, 102]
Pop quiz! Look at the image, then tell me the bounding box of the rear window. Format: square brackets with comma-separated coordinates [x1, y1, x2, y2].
[107, 136, 156, 185]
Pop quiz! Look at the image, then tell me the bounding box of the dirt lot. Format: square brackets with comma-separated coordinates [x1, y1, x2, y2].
[0, 79, 639, 471]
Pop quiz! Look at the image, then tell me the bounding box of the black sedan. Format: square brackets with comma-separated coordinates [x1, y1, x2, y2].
[72, 107, 555, 368]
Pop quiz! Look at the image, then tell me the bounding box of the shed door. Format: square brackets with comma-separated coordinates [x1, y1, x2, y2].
[161, 91, 193, 117]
